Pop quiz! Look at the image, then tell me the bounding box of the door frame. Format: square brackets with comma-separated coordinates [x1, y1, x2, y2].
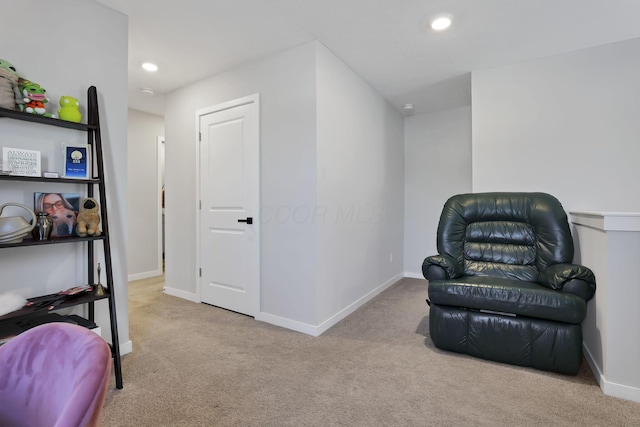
[157, 136, 165, 277]
[194, 94, 260, 311]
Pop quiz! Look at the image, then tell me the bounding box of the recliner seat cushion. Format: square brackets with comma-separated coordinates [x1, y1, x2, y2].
[429, 276, 586, 324]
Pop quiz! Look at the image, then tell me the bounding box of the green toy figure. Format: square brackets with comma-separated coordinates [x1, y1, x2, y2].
[58, 96, 82, 123]
[19, 79, 55, 118]
[0, 58, 20, 110]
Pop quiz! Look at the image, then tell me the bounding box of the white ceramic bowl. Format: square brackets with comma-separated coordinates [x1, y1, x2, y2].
[0, 231, 30, 244]
[0, 203, 36, 239]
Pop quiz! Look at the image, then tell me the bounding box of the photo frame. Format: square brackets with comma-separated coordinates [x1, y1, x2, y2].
[34, 192, 80, 237]
[63, 144, 91, 179]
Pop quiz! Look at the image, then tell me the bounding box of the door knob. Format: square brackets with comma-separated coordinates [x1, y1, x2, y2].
[237, 217, 253, 224]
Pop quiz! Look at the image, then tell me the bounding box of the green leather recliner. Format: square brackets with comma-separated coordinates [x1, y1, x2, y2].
[422, 192, 596, 374]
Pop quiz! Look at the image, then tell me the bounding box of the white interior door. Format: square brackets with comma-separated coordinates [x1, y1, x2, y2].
[198, 96, 259, 316]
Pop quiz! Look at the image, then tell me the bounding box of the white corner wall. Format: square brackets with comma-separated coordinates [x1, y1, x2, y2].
[472, 37, 640, 212]
[164, 41, 318, 325]
[570, 212, 640, 402]
[403, 107, 472, 277]
[127, 109, 165, 280]
[165, 40, 406, 334]
[0, 0, 130, 351]
[316, 43, 405, 328]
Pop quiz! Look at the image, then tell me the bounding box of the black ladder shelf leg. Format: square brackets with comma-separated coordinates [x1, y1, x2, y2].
[88, 86, 123, 389]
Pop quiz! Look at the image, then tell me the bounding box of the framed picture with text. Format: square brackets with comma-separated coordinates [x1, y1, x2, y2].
[2, 146, 41, 177]
[63, 144, 90, 179]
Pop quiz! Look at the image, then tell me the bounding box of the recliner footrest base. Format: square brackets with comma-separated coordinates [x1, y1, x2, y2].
[429, 304, 583, 375]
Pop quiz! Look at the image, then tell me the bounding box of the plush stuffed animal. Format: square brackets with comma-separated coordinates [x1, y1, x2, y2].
[19, 79, 55, 117]
[58, 96, 82, 122]
[0, 58, 20, 110]
[76, 197, 100, 237]
[0, 292, 26, 317]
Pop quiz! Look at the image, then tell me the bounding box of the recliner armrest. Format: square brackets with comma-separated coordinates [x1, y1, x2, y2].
[422, 254, 462, 281]
[538, 263, 596, 301]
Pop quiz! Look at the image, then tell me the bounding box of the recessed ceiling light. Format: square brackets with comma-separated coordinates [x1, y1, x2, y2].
[431, 15, 452, 31]
[141, 88, 155, 96]
[142, 62, 158, 72]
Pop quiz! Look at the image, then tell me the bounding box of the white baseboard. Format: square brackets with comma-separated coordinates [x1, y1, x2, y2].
[256, 274, 404, 337]
[99, 334, 133, 356]
[315, 274, 403, 335]
[254, 312, 319, 336]
[601, 378, 640, 403]
[120, 339, 133, 356]
[583, 343, 604, 387]
[128, 269, 163, 282]
[404, 272, 426, 280]
[584, 343, 640, 403]
[163, 286, 200, 303]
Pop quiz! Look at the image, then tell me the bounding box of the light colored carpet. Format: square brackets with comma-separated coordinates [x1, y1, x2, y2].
[100, 277, 640, 426]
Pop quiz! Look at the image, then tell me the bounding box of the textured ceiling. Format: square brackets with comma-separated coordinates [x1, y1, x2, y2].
[96, 0, 640, 117]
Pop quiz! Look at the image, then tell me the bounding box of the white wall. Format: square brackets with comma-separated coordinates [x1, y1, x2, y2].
[571, 212, 640, 402]
[316, 44, 405, 326]
[165, 41, 406, 333]
[127, 109, 164, 280]
[403, 107, 472, 277]
[164, 42, 318, 325]
[472, 37, 640, 212]
[0, 0, 130, 350]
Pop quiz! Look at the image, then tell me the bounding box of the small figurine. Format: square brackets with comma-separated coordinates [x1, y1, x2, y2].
[58, 96, 82, 123]
[19, 79, 55, 117]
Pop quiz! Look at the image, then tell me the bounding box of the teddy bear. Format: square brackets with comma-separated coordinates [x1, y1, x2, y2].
[76, 197, 101, 237]
[0, 58, 20, 110]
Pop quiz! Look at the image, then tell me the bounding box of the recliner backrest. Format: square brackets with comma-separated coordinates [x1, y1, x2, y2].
[437, 192, 573, 281]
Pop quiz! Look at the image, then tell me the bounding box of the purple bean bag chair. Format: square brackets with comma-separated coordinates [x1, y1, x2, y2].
[0, 322, 111, 427]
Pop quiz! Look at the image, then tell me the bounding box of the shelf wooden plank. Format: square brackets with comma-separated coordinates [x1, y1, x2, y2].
[0, 175, 100, 184]
[0, 235, 105, 249]
[0, 107, 95, 131]
[0, 287, 110, 322]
